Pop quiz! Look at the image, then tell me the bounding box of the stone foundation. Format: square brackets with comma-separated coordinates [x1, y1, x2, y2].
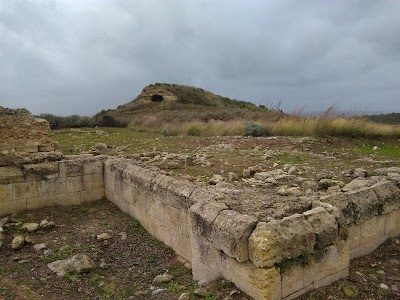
[1, 156, 400, 300]
[0, 156, 105, 215]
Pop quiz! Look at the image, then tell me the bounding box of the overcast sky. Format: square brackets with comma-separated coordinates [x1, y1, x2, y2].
[1, 1, 399, 116]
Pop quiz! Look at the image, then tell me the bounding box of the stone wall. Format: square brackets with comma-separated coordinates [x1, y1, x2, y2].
[103, 158, 400, 300]
[0, 155, 105, 216]
[0, 131, 399, 300]
[0, 107, 58, 167]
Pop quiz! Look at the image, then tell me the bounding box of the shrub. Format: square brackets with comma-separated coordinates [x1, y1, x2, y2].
[186, 125, 202, 136]
[244, 122, 264, 137]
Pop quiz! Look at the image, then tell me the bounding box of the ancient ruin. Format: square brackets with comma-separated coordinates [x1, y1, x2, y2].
[0, 108, 399, 300]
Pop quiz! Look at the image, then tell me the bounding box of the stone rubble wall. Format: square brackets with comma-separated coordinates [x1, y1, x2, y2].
[0, 107, 58, 167]
[0, 156, 105, 216]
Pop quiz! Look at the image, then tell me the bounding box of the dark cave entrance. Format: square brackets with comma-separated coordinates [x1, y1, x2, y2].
[151, 94, 164, 102]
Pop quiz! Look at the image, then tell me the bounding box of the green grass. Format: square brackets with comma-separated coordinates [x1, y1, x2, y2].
[357, 141, 400, 158]
[39, 245, 74, 263]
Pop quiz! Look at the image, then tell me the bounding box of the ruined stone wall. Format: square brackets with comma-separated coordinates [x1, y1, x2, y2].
[0, 107, 57, 167]
[104, 158, 400, 300]
[0, 156, 105, 216]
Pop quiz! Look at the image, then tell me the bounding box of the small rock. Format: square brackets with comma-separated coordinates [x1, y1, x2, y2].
[185, 156, 194, 166]
[327, 185, 342, 194]
[229, 289, 240, 296]
[341, 285, 359, 298]
[355, 271, 363, 277]
[277, 186, 301, 196]
[395, 239, 400, 245]
[319, 178, 345, 189]
[392, 285, 399, 292]
[11, 235, 25, 250]
[119, 232, 127, 241]
[376, 270, 385, 275]
[389, 259, 399, 265]
[33, 243, 47, 251]
[93, 143, 108, 154]
[153, 273, 174, 285]
[0, 217, 9, 227]
[379, 283, 389, 290]
[287, 166, 297, 175]
[370, 263, 377, 267]
[98, 281, 105, 287]
[194, 287, 209, 297]
[228, 172, 238, 182]
[283, 164, 293, 172]
[40, 219, 55, 229]
[151, 289, 165, 296]
[24, 236, 35, 244]
[178, 293, 190, 300]
[21, 223, 40, 232]
[96, 233, 112, 241]
[373, 146, 378, 150]
[353, 168, 368, 178]
[369, 274, 378, 281]
[47, 254, 95, 276]
[209, 174, 224, 185]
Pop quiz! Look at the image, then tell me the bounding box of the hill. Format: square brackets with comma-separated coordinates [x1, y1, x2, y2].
[365, 112, 400, 125]
[94, 83, 283, 133]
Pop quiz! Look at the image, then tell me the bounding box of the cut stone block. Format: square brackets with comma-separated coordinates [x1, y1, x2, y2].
[249, 214, 316, 268]
[210, 210, 257, 262]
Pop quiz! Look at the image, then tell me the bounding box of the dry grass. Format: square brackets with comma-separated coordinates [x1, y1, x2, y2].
[129, 115, 400, 138]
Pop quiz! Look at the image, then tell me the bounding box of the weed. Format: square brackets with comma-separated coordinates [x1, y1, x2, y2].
[63, 272, 81, 282]
[205, 294, 217, 300]
[277, 250, 312, 273]
[40, 245, 74, 263]
[167, 282, 180, 293]
[130, 220, 147, 237]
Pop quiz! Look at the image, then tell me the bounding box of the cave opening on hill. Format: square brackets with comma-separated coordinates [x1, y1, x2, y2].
[151, 94, 164, 102]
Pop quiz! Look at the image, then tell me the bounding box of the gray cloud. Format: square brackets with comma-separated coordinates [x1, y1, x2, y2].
[0, 0, 399, 115]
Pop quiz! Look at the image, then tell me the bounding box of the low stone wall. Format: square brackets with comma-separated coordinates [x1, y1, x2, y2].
[2, 156, 400, 300]
[0, 156, 105, 216]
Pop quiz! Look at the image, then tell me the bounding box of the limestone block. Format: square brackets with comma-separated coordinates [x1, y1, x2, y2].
[90, 173, 104, 190]
[191, 232, 222, 277]
[23, 162, 59, 181]
[54, 192, 81, 206]
[303, 207, 338, 249]
[0, 199, 26, 216]
[359, 214, 386, 245]
[104, 175, 115, 201]
[371, 181, 400, 213]
[0, 184, 13, 202]
[65, 160, 83, 176]
[320, 193, 354, 224]
[13, 181, 40, 199]
[39, 178, 67, 197]
[0, 167, 24, 184]
[58, 162, 67, 178]
[385, 209, 400, 236]
[348, 224, 361, 250]
[346, 188, 380, 224]
[312, 200, 348, 240]
[170, 231, 192, 261]
[303, 241, 349, 288]
[66, 175, 90, 193]
[164, 206, 183, 232]
[152, 174, 197, 209]
[83, 158, 104, 175]
[120, 182, 135, 204]
[122, 163, 155, 189]
[350, 244, 366, 259]
[191, 257, 220, 282]
[220, 255, 281, 300]
[364, 235, 388, 256]
[189, 200, 228, 237]
[210, 210, 257, 262]
[249, 214, 316, 268]
[81, 188, 105, 203]
[148, 199, 166, 224]
[27, 196, 53, 210]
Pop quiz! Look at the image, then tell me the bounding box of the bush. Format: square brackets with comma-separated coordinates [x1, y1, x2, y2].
[186, 125, 202, 136]
[244, 122, 264, 137]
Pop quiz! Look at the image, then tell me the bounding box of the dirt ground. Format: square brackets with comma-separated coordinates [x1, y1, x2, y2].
[0, 200, 398, 300]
